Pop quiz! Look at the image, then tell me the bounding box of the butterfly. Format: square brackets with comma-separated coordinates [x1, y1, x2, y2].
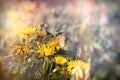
[58, 36, 65, 48]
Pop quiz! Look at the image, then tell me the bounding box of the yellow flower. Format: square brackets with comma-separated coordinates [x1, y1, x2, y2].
[71, 66, 83, 80]
[38, 31, 46, 37]
[48, 36, 65, 50]
[55, 56, 67, 65]
[22, 27, 36, 35]
[48, 39, 61, 50]
[67, 60, 90, 80]
[37, 44, 55, 57]
[67, 60, 90, 74]
[15, 45, 28, 56]
[49, 39, 58, 46]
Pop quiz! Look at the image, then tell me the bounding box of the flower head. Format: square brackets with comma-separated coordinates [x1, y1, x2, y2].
[67, 60, 90, 79]
[38, 31, 46, 37]
[48, 39, 61, 50]
[37, 44, 55, 57]
[55, 56, 67, 65]
[15, 45, 28, 56]
[71, 66, 83, 80]
[22, 27, 36, 35]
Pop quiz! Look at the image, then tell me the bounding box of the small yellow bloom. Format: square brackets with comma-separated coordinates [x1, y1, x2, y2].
[48, 39, 61, 50]
[55, 56, 67, 65]
[15, 45, 28, 56]
[48, 36, 65, 50]
[67, 60, 90, 80]
[49, 39, 58, 47]
[71, 66, 83, 80]
[22, 27, 36, 35]
[39, 31, 46, 37]
[37, 44, 55, 57]
[67, 60, 90, 74]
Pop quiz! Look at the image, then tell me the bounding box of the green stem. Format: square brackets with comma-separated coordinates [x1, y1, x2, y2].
[50, 61, 53, 74]
[42, 58, 45, 79]
[25, 35, 30, 57]
[47, 60, 53, 80]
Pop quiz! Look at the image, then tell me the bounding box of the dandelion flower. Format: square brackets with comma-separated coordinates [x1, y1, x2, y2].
[67, 60, 90, 79]
[22, 27, 36, 35]
[48, 39, 61, 50]
[15, 45, 28, 56]
[38, 31, 46, 37]
[37, 44, 55, 57]
[55, 56, 67, 65]
[71, 66, 83, 80]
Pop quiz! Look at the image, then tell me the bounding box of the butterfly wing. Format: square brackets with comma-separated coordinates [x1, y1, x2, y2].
[58, 36, 65, 48]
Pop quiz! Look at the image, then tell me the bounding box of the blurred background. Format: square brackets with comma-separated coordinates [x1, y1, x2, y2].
[0, 0, 120, 80]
